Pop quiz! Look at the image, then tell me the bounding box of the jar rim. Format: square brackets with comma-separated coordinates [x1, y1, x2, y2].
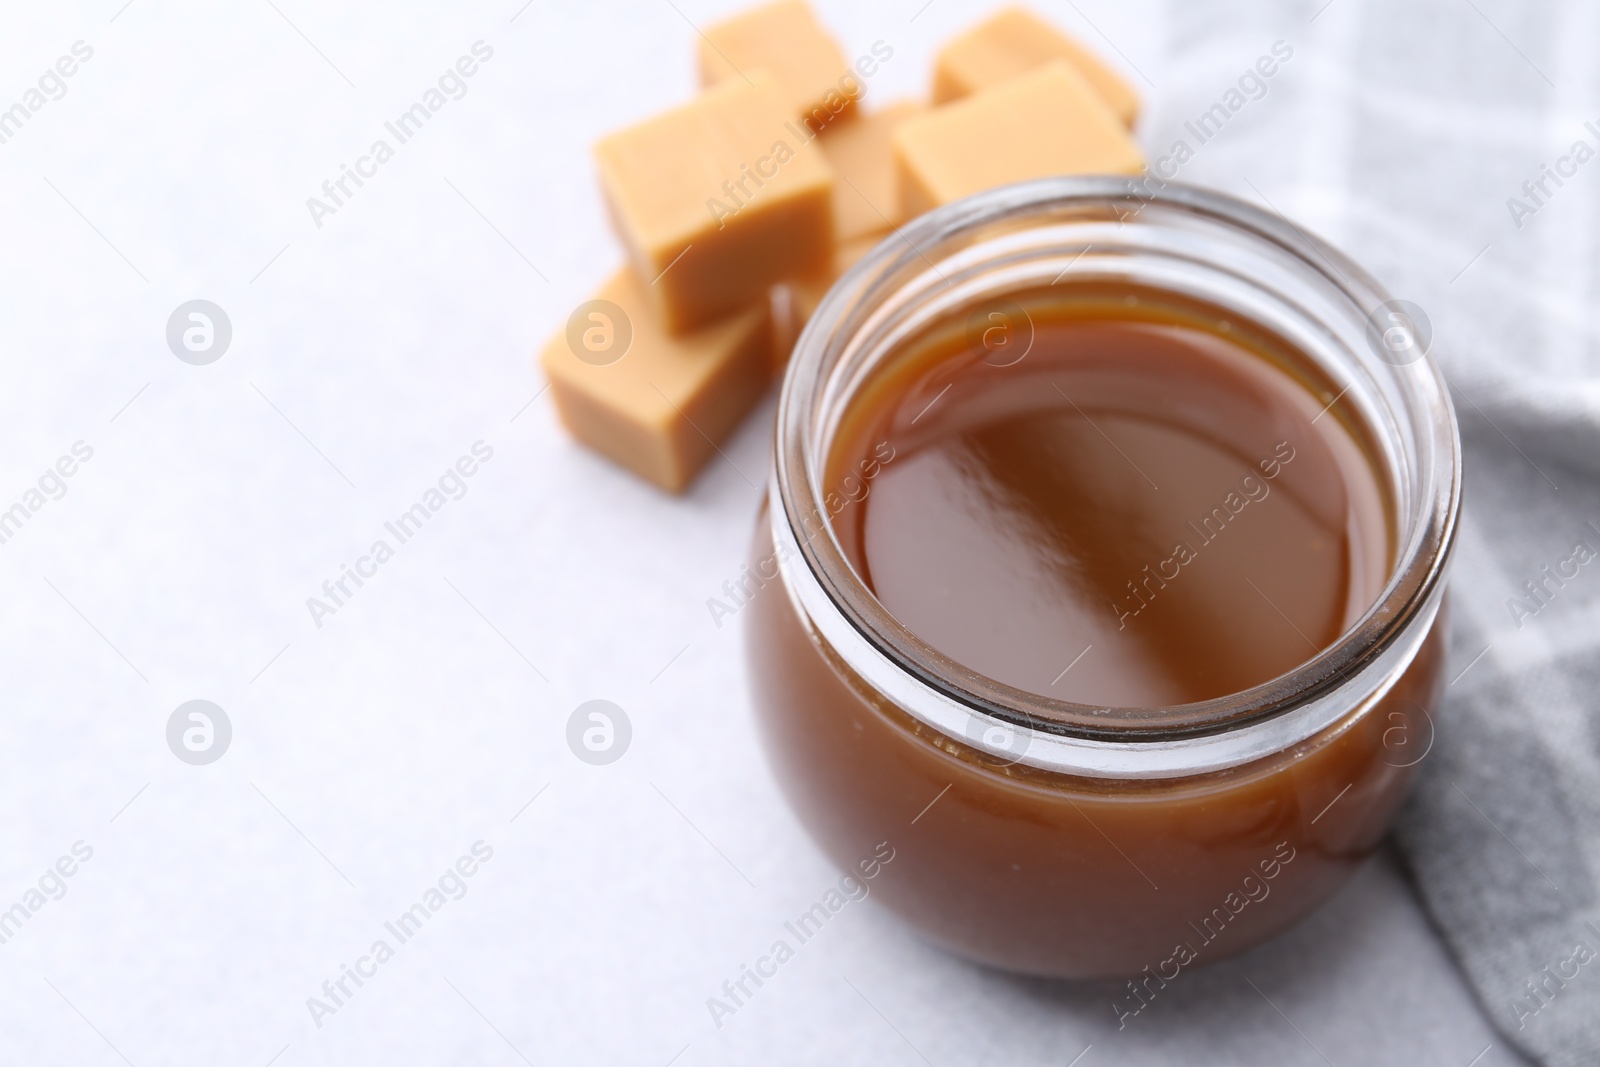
[771, 177, 1461, 756]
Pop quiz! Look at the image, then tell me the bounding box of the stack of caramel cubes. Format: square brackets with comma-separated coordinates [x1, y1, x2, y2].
[539, 1, 1143, 492]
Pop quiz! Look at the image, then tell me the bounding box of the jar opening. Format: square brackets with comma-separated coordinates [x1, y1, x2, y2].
[772, 179, 1459, 761]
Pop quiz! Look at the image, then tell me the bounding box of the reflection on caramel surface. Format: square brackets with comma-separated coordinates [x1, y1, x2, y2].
[827, 285, 1390, 709]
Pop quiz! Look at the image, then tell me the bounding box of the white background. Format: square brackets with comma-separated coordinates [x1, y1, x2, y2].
[0, 1, 1528, 1064]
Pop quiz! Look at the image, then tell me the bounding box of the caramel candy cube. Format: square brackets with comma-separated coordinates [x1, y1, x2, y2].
[698, 0, 860, 131]
[541, 268, 772, 492]
[594, 71, 834, 335]
[932, 6, 1140, 126]
[818, 100, 924, 242]
[893, 62, 1144, 217]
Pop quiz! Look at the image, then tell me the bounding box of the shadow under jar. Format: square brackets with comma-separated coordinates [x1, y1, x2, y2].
[745, 179, 1460, 981]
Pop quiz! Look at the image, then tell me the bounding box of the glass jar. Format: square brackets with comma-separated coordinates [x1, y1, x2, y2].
[744, 178, 1460, 981]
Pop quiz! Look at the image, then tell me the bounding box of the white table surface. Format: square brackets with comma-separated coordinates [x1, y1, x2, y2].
[0, 0, 1529, 1063]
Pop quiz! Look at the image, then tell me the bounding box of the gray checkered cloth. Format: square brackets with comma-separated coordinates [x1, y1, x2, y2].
[1151, 0, 1600, 1062]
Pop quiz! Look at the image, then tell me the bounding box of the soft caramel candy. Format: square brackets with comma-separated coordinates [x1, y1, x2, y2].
[932, 6, 1140, 126]
[540, 268, 772, 492]
[818, 100, 924, 242]
[594, 71, 834, 335]
[698, 0, 860, 132]
[893, 62, 1144, 217]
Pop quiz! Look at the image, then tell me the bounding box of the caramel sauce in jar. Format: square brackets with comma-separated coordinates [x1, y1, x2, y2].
[746, 180, 1459, 981]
